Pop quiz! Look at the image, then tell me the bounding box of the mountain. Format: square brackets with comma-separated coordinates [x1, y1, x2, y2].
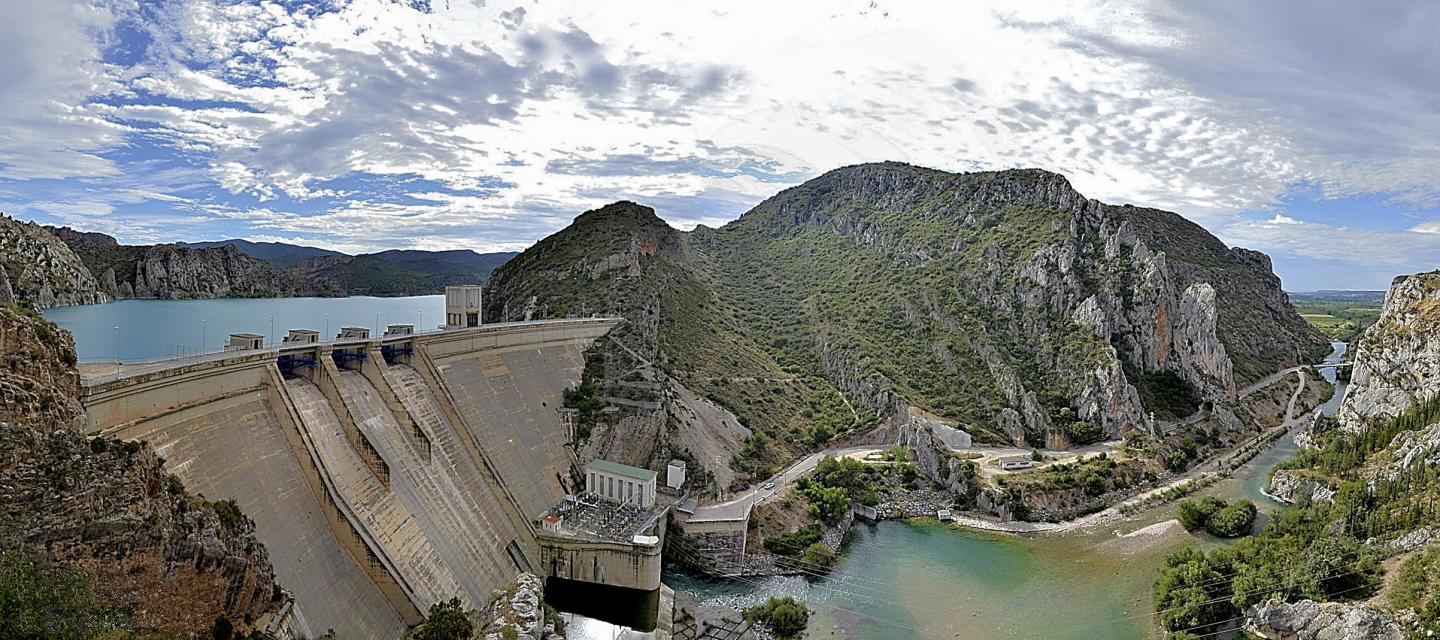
[484, 163, 1328, 486]
[0, 215, 107, 309]
[176, 239, 343, 267]
[1336, 271, 1440, 431]
[47, 227, 341, 300]
[293, 249, 516, 296]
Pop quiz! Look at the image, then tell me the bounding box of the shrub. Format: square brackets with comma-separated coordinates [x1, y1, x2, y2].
[743, 596, 810, 639]
[802, 542, 835, 571]
[1204, 501, 1257, 538]
[412, 598, 473, 640]
[763, 525, 823, 556]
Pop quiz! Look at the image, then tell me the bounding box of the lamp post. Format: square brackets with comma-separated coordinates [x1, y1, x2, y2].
[374, 313, 379, 336]
[324, 314, 330, 340]
[268, 315, 274, 347]
[200, 319, 207, 355]
[113, 326, 119, 374]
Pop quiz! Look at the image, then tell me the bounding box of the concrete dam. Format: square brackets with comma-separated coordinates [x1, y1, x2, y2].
[78, 318, 659, 639]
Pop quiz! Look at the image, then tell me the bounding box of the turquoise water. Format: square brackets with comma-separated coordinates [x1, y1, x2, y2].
[667, 343, 1353, 640]
[42, 296, 443, 362]
[667, 521, 1161, 639]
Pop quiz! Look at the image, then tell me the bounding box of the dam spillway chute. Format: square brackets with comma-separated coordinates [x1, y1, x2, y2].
[75, 319, 623, 639]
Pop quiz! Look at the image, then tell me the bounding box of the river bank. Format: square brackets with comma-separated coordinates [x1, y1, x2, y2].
[670, 343, 1348, 639]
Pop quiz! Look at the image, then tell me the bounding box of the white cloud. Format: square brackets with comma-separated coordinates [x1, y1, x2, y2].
[1, 0, 1437, 289]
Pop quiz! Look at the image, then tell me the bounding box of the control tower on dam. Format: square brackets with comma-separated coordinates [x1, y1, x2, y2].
[77, 318, 626, 639]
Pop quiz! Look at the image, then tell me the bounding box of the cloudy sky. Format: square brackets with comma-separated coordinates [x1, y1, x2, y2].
[1, 0, 1437, 290]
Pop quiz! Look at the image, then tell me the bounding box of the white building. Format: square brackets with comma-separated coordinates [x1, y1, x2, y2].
[445, 285, 483, 328]
[585, 459, 657, 508]
[999, 456, 1034, 471]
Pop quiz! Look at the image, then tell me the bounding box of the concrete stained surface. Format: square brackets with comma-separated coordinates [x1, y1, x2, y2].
[144, 391, 407, 639]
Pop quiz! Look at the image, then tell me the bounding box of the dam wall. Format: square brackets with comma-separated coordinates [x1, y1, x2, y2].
[79, 319, 621, 639]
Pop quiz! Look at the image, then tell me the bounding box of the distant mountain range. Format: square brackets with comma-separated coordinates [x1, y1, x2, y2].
[167, 239, 515, 297]
[176, 239, 343, 267]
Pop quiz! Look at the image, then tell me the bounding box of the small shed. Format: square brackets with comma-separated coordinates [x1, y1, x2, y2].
[226, 333, 264, 351]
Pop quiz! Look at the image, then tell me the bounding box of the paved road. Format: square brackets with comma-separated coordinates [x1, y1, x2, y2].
[690, 445, 887, 521]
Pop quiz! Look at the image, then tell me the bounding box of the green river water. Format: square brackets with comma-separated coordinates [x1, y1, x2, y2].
[654, 343, 1349, 640]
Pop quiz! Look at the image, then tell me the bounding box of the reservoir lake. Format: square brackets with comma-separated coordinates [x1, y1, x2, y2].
[43, 299, 1344, 640]
[44, 295, 444, 362]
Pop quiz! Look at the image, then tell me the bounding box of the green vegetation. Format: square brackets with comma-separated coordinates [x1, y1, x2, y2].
[743, 596, 810, 639]
[296, 250, 514, 296]
[1154, 394, 1440, 637]
[0, 548, 122, 639]
[410, 597, 474, 640]
[802, 542, 836, 571]
[1176, 497, 1257, 538]
[487, 166, 1327, 479]
[763, 525, 824, 556]
[1290, 290, 1385, 342]
[1389, 548, 1440, 619]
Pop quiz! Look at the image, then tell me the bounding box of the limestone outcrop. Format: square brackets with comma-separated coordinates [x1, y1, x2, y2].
[1265, 469, 1336, 504]
[480, 573, 565, 640]
[0, 303, 285, 635]
[0, 214, 106, 308]
[1245, 598, 1405, 640]
[47, 225, 340, 301]
[1337, 271, 1440, 431]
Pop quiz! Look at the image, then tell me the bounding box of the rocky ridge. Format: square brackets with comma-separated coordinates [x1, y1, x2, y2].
[1338, 271, 1440, 431]
[485, 164, 1324, 486]
[48, 226, 343, 300]
[0, 214, 107, 309]
[0, 303, 285, 635]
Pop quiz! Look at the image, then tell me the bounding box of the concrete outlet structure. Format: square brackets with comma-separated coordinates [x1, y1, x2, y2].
[78, 318, 625, 639]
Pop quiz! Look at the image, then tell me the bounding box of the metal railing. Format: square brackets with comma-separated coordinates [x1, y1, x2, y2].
[77, 317, 623, 385]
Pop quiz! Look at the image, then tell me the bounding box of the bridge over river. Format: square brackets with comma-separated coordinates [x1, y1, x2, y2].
[78, 318, 664, 638]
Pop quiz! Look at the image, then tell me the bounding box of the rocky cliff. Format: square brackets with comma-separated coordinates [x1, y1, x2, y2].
[0, 214, 107, 309]
[0, 303, 285, 635]
[1338, 271, 1440, 431]
[485, 165, 1323, 484]
[1265, 469, 1336, 504]
[47, 226, 341, 300]
[1246, 599, 1405, 640]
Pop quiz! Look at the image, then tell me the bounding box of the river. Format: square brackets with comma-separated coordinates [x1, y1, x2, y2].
[40, 299, 1344, 640]
[660, 341, 1351, 640]
[42, 296, 444, 362]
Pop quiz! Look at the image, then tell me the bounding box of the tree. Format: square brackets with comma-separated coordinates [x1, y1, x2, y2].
[744, 597, 811, 639]
[412, 598, 473, 640]
[806, 486, 850, 525]
[1204, 501, 1257, 538]
[803, 542, 835, 571]
[1177, 496, 1228, 532]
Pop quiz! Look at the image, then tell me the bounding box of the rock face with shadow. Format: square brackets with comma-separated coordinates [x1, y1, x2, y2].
[0, 303, 285, 635]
